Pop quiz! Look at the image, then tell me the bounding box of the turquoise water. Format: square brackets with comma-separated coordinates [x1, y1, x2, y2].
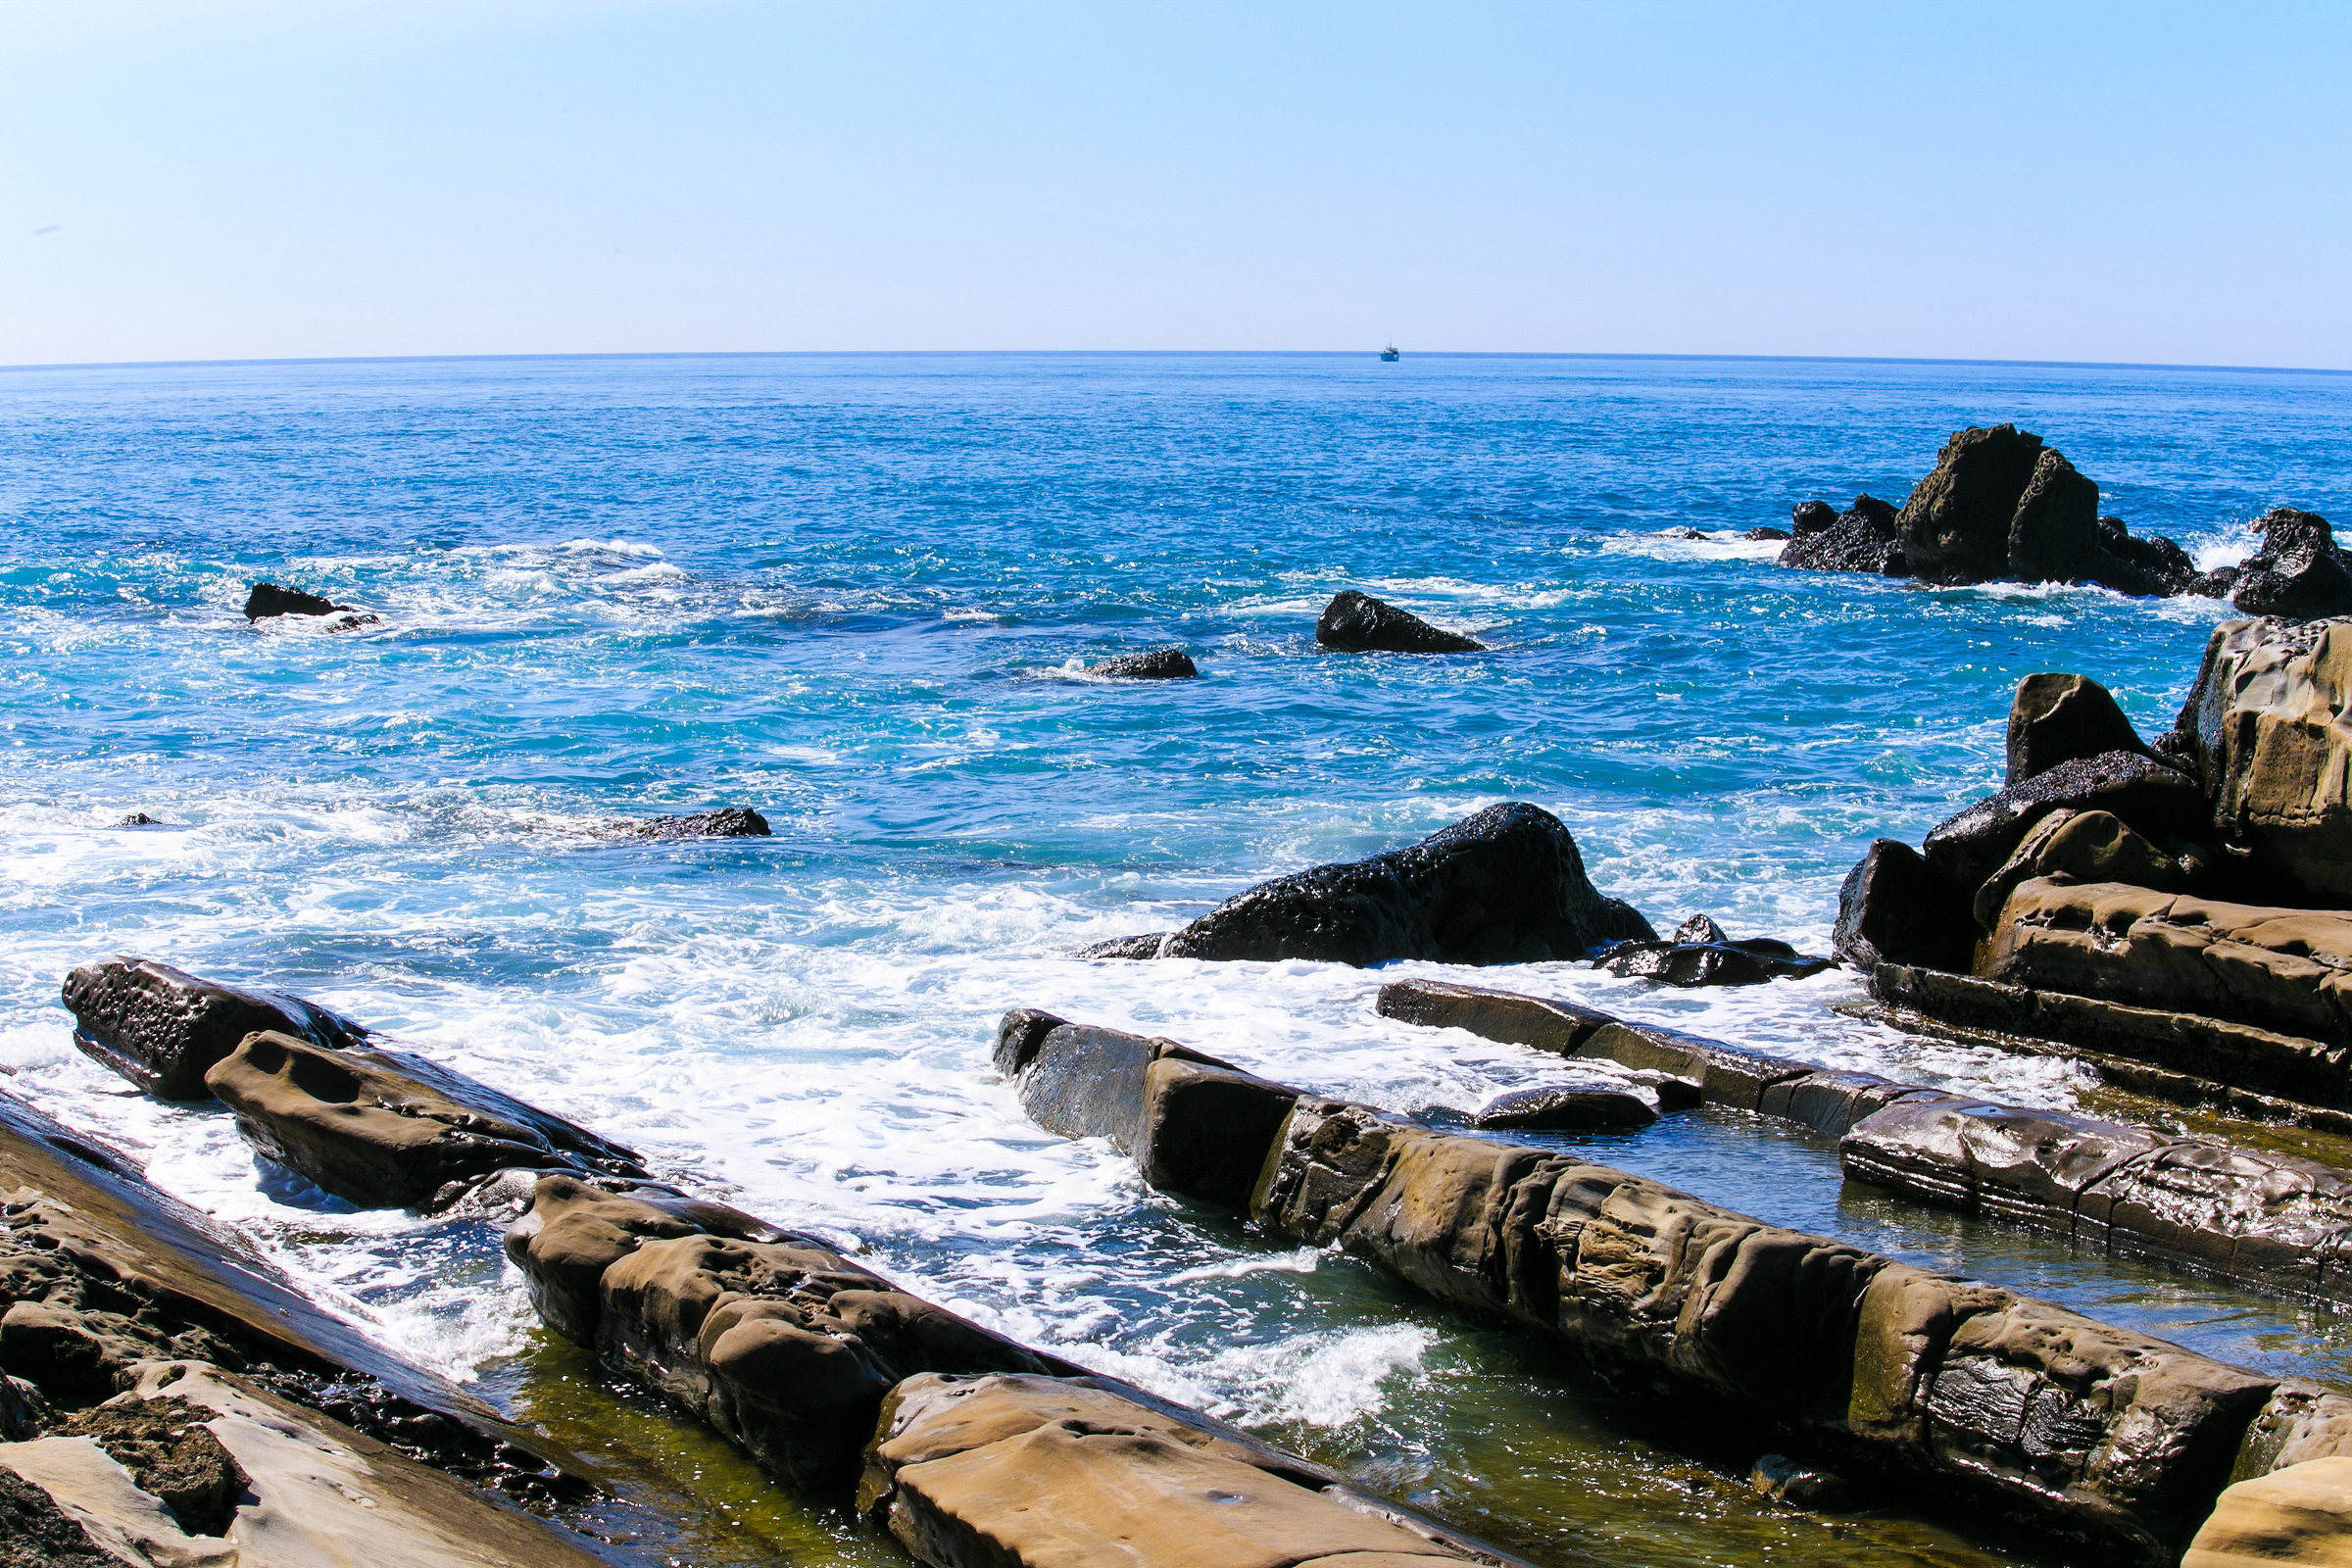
[6, 352, 2352, 1564]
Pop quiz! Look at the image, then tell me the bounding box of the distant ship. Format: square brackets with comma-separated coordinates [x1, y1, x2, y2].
[1380, 345, 1400, 362]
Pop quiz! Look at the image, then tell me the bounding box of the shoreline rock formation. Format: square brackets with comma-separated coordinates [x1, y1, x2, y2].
[1779, 426, 2203, 597]
[63, 957, 369, 1101]
[997, 1004, 2337, 1564]
[1081, 802, 1655, 965]
[1314, 590, 1485, 653]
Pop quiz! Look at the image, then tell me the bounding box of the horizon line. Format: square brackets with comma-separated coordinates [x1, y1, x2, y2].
[2, 347, 2347, 377]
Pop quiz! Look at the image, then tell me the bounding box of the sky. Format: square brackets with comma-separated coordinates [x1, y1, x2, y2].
[2, 1, 2347, 368]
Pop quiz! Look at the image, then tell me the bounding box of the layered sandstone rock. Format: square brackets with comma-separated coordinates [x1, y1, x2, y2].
[2173, 615, 2352, 902]
[1923, 752, 2204, 893]
[1089, 804, 1654, 965]
[61, 956, 368, 1101]
[1983, 879, 2352, 1046]
[2183, 1455, 2352, 1567]
[858, 1374, 1501, 1568]
[204, 1031, 649, 1210]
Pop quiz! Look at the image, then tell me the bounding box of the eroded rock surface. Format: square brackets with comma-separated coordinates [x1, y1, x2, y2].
[624, 807, 771, 839]
[2007, 672, 2155, 784]
[2230, 510, 2352, 622]
[204, 1031, 649, 1210]
[1922, 751, 2203, 893]
[2184, 1455, 2352, 1567]
[1314, 590, 1484, 654]
[1777, 495, 1906, 576]
[61, 956, 368, 1101]
[1099, 804, 1653, 965]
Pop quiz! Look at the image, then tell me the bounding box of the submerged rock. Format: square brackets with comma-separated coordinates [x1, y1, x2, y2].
[61, 956, 368, 1101]
[1313, 590, 1484, 654]
[1086, 645, 1198, 679]
[1101, 803, 1653, 965]
[623, 807, 771, 839]
[243, 581, 347, 619]
[1744, 525, 1792, 542]
[2231, 509, 2352, 621]
[1776, 495, 1905, 576]
[1750, 1453, 1857, 1511]
[204, 1031, 650, 1210]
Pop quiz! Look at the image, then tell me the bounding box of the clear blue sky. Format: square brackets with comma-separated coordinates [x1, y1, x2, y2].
[4, 1, 2346, 367]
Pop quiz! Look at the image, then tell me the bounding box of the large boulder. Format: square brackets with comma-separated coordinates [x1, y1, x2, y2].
[1922, 751, 2205, 896]
[1896, 424, 2050, 584]
[2007, 672, 2154, 785]
[61, 957, 368, 1101]
[858, 1373, 1491, 1568]
[1832, 840, 1977, 973]
[1968, 808, 2203, 929]
[1982, 879, 2352, 1045]
[1313, 591, 1484, 654]
[1775, 495, 1906, 575]
[2171, 615, 2352, 902]
[203, 1032, 649, 1210]
[2231, 510, 2352, 621]
[2004, 447, 2103, 584]
[1118, 804, 1653, 965]
[2184, 1457, 2352, 1568]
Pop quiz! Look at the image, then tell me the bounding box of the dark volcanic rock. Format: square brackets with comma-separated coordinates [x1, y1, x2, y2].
[2187, 566, 2242, 600]
[2003, 448, 2102, 586]
[2231, 509, 2352, 620]
[1895, 424, 2048, 584]
[204, 1031, 650, 1210]
[61, 956, 368, 1101]
[1744, 526, 1792, 542]
[2005, 672, 2153, 786]
[243, 582, 348, 619]
[1789, 500, 1838, 536]
[2092, 515, 2200, 597]
[1313, 590, 1484, 654]
[625, 808, 770, 839]
[1921, 751, 2207, 897]
[1596, 911, 1832, 987]
[1833, 840, 1977, 974]
[1776, 495, 1905, 575]
[1086, 646, 1198, 680]
[1130, 803, 1653, 965]
[0, 1468, 113, 1568]
[55, 1394, 249, 1535]
[1076, 932, 1168, 959]
[117, 812, 161, 827]
[1473, 1085, 1657, 1131]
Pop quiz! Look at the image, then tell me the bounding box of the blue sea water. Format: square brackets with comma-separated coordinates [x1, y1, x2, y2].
[6, 351, 2352, 1564]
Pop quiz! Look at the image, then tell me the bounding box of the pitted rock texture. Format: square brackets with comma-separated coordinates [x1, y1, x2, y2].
[858, 1373, 1494, 1568]
[1922, 751, 2204, 896]
[204, 1031, 649, 1210]
[1776, 494, 1906, 575]
[624, 807, 771, 839]
[1968, 808, 2203, 930]
[52, 1394, 248, 1536]
[2173, 615, 2352, 901]
[1833, 839, 1978, 974]
[1086, 646, 1198, 679]
[1984, 878, 2352, 1047]
[1134, 803, 1654, 965]
[1313, 590, 1484, 654]
[505, 1175, 1069, 1491]
[0, 1467, 113, 1568]
[61, 956, 368, 1101]
[2230, 509, 2352, 622]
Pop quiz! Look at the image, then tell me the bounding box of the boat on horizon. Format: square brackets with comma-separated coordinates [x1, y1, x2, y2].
[1380, 344, 1399, 362]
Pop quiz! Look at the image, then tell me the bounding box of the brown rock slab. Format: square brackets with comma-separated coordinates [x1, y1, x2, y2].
[205, 1030, 648, 1210]
[1137, 1051, 1299, 1207]
[2176, 615, 2352, 902]
[1374, 978, 1618, 1054]
[1473, 1085, 1656, 1131]
[2184, 1455, 2352, 1567]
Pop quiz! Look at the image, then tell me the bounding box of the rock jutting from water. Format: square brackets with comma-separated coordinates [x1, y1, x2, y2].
[997, 1005, 2332, 1564]
[1085, 645, 1199, 679]
[62, 956, 369, 1101]
[1592, 911, 1832, 986]
[2212, 509, 2352, 621]
[1079, 802, 1654, 965]
[242, 580, 379, 629]
[1313, 589, 1485, 653]
[623, 807, 772, 838]
[1778, 425, 2203, 596]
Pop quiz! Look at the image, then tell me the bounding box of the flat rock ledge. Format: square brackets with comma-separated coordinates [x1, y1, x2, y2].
[999, 1003, 2352, 1562]
[501, 1171, 1528, 1567]
[1082, 802, 1654, 965]
[0, 1085, 606, 1565]
[63, 956, 369, 1102]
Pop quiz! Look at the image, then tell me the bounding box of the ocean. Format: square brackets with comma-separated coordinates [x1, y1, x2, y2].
[6, 350, 2351, 1564]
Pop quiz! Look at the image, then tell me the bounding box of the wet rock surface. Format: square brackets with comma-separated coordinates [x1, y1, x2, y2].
[204, 1030, 650, 1210]
[1098, 803, 1654, 965]
[1776, 494, 1905, 575]
[1374, 978, 1618, 1055]
[1593, 912, 1832, 987]
[623, 807, 772, 839]
[1085, 645, 1198, 679]
[243, 581, 348, 618]
[1314, 590, 1485, 653]
[2229, 509, 2352, 621]
[61, 956, 368, 1101]
[51, 1393, 248, 1536]
[1472, 1085, 1657, 1131]
[1833, 839, 1979, 975]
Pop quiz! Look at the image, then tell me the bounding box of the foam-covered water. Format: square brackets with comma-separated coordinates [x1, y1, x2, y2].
[7, 352, 2352, 1564]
